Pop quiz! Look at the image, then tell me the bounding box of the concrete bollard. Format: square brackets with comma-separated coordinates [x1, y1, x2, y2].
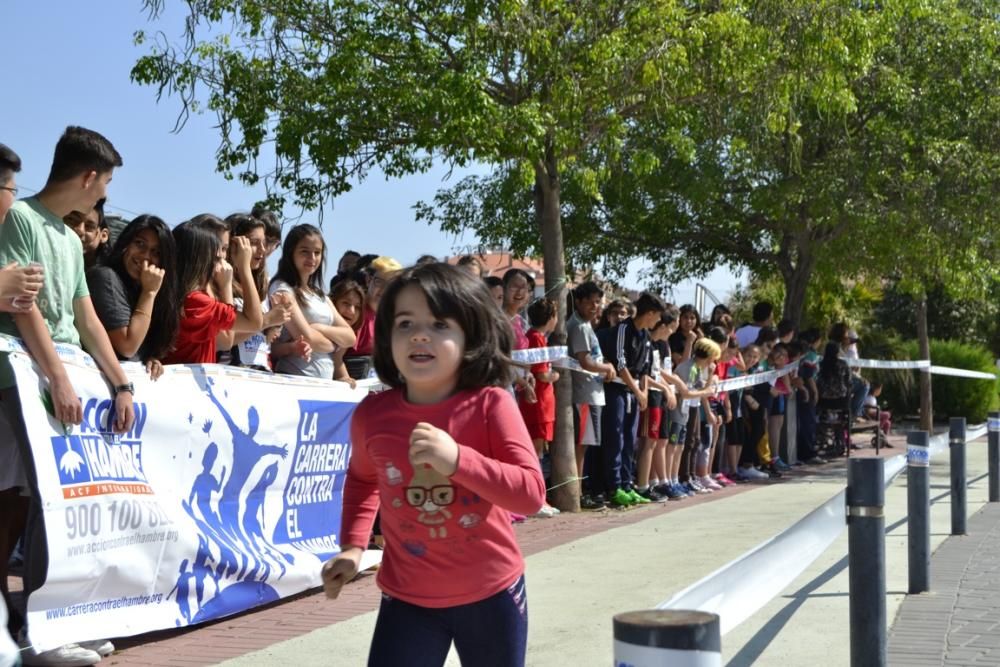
[988, 411, 1000, 503]
[613, 610, 720, 667]
[906, 431, 930, 594]
[950, 417, 967, 535]
[847, 457, 886, 667]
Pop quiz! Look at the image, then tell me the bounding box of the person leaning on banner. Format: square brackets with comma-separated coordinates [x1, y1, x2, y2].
[87, 215, 181, 380]
[0, 127, 136, 666]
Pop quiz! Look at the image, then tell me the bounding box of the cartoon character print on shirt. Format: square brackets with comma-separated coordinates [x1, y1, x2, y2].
[405, 464, 454, 539]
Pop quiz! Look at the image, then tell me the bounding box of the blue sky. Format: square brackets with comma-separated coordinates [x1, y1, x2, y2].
[2, 2, 742, 303]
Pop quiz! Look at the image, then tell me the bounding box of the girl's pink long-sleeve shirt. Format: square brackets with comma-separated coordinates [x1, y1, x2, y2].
[340, 386, 546, 608]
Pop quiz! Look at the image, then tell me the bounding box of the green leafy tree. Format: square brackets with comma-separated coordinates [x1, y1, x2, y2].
[132, 0, 759, 510]
[528, 0, 1000, 328]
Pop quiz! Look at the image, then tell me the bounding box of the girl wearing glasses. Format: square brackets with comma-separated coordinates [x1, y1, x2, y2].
[322, 262, 545, 667]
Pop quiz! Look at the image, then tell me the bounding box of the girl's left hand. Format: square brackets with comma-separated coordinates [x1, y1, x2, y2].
[409, 422, 459, 476]
[145, 358, 164, 381]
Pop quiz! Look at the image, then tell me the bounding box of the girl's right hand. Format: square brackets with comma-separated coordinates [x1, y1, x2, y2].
[214, 258, 234, 287]
[230, 236, 253, 270]
[321, 547, 363, 599]
[264, 301, 292, 327]
[0, 261, 44, 308]
[139, 261, 165, 295]
[293, 335, 312, 362]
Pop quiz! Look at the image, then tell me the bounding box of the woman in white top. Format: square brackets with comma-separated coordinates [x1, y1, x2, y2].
[269, 224, 356, 378]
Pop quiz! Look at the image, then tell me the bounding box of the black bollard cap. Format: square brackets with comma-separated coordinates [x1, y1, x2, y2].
[613, 610, 721, 652]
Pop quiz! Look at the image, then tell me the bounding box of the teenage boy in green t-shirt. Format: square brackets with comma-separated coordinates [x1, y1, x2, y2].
[0, 126, 135, 666]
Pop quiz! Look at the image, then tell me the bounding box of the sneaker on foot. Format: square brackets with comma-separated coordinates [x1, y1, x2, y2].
[627, 489, 652, 504]
[77, 641, 113, 658]
[20, 642, 101, 667]
[739, 466, 768, 480]
[714, 473, 736, 487]
[533, 504, 559, 518]
[805, 456, 827, 465]
[581, 494, 607, 510]
[657, 483, 683, 500]
[610, 488, 635, 508]
[773, 457, 792, 471]
[699, 476, 723, 490]
[765, 464, 783, 478]
[639, 487, 668, 503]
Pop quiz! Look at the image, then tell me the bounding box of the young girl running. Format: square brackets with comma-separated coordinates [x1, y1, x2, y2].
[322, 262, 545, 667]
[269, 224, 356, 378]
[162, 222, 264, 364]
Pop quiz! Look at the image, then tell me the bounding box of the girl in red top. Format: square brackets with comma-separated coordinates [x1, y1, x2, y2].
[162, 222, 263, 364]
[322, 262, 545, 667]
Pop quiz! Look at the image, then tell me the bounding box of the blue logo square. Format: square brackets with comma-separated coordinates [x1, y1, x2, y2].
[51, 436, 92, 484]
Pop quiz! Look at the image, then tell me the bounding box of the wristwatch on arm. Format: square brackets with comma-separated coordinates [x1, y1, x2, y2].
[113, 382, 135, 396]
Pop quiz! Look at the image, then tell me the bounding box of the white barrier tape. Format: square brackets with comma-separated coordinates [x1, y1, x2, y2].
[845, 357, 994, 379]
[713, 361, 800, 394]
[552, 358, 601, 377]
[926, 365, 997, 380]
[511, 346, 567, 365]
[847, 358, 930, 370]
[659, 425, 986, 635]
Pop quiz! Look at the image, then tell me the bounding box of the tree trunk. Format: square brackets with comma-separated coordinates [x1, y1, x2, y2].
[534, 154, 578, 512]
[780, 252, 814, 329]
[917, 293, 933, 432]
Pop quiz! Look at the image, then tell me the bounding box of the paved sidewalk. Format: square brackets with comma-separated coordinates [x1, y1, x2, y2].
[889, 503, 1000, 666]
[16, 429, 970, 667]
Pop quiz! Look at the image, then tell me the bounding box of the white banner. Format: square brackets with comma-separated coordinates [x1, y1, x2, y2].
[7, 344, 369, 651]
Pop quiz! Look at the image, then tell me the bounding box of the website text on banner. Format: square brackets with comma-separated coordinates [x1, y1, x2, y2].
[6, 343, 364, 652]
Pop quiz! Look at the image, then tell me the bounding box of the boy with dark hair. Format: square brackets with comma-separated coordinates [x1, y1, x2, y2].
[63, 197, 110, 269]
[0, 144, 23, 222]
[566, 282, 616, 509]
[0, 126, 133, 666]
[0, 144, 43, 307]
[598, 292, 666, 507]
[735, 301, 774, 348]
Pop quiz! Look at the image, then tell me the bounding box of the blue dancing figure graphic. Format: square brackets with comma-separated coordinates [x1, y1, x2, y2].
[173, 374, 289, 624]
